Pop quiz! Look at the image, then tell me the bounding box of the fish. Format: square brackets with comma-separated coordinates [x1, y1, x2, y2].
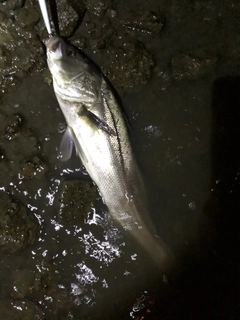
[46, 35, 171, 267]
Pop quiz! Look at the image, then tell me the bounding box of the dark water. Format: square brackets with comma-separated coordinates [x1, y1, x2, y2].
[0, 1, 240, 319]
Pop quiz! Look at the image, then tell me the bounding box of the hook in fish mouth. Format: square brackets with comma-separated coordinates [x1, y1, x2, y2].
[46, 35, 60, 51]
[46, 36, 62, 59]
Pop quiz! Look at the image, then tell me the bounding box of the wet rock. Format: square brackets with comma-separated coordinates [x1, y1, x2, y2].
[72, 10, 116, 51]
[0, 146, 5, 160]
[144, 125, 162, 138]
[20, 155, 48, 179]
[11, 268, 35, 299]
[3, 0, 25, 10]
[0, 191, 40, 254]
[16, 6, 40, 30]
[0, 5, 45, 95]
[88, 37, 106, 50]
[69, 3, 157, 92]
[0, 45, 9, 69]
[121, 10, 165, 35]
[8, 127, 39, 160]
[59, 180, 98, 224]
[57, 0, 79, 37]
[0, 112, 40, 187]
[32, 260, 74, 318]
[0, 125, 13, 185]
[86, 0, 112, 18]
[4, 114, 23, 140]
[158, 145, 181, 169]
[101, 41, 155, 92]
[71, 36, 87, 50]
[0, 298, 45, 320]
[36, 0, 79, 39]
[70, 5, 156, 93]
[0, 11, 16, 50]
[171, 53, 217, 80]
[0, 112, 39, 156]
[33, 261, 57, 295]
[0, 147, 12, 187]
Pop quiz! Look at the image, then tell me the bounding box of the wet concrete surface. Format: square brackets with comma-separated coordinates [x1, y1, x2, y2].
[0, 0, 240, 319]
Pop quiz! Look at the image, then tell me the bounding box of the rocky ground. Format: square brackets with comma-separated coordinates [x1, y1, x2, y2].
[0, 0, 240, 319]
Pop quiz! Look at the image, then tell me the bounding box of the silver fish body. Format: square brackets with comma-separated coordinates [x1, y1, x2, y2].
[46, 36, 169, 266]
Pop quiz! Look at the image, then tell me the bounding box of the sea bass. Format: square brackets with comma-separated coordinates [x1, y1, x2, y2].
[46, 36, 169, 266]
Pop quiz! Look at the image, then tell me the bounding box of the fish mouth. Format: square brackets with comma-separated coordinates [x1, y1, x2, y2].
[46, 36, 62, 59]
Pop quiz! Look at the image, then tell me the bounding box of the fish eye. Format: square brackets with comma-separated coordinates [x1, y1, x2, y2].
[66, 47, 75, 57]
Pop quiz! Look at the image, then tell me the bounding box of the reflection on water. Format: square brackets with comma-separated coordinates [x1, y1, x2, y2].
[46, 178, 60, 206]
[81, 230, 122, 263]
[71, 262, 99, 306]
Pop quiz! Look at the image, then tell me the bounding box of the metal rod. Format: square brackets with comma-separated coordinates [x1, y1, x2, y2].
[38, 0, 52, 35]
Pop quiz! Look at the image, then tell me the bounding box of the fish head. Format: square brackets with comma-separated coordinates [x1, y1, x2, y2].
[47, 36, 84, 77]
[46, 36, 98, 101]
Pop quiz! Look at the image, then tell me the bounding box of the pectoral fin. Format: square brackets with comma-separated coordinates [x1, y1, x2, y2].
[79, 106, 116, 136]
[59, 126, 87, 163]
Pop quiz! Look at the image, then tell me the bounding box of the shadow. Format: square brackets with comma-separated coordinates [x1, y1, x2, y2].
[49, 0, 59, 34]
[203, 76, 240, 255]
[131, 76, 240, 320]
